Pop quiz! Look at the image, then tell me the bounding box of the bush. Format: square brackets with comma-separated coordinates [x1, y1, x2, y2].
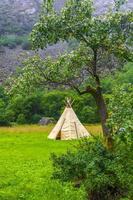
[73, 96, 100, 123]
[0, 34, 29, 48]
[0, 87, 10, 126]
[5, 109, 16, 122]
[107, 84, 133, 134]
[22, 40, 32, 50]
[7, 42, 17, 49]
[41, 90, 99, 123]
[0, 86, 8, 102]
[31, 114, 42, 124]
[102, 62, 133, 93]
[6, 93, 44, 124]
[5, 90, 100, 125]
[17, 114, 26, 124]
[0, 115, 10, 126]
[52, 135, 133, 200]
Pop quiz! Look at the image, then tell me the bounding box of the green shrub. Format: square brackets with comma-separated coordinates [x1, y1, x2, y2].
[5, 90, 99, 125]
[7, 42, 17, 49]
[0, 114, 10, 126]
[41, 90, 99, 123]
[0, 87, 10, 126]
[0, 34, 29, 48]
[0, 86, 8, 102]
[31, 114, 42, 124]
[17, 114, 26, 124]
[102, 62, 133, 93]
[0, 119, 10, 126]
[52, 135, 133, 200]
[73, 95, 100, 123]
[107, 84, 133, 134]
[22, 40, 32, 50]
[5, 109, 16, 122]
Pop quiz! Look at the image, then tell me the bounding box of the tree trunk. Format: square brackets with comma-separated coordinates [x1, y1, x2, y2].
[93, 87, 113, 148]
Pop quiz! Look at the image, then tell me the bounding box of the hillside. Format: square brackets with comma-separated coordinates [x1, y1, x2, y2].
[0, 0, 68, 35]
[0, 0, 132, 35]
[0, 0, 133, 82]
[0, 0, 42, 35]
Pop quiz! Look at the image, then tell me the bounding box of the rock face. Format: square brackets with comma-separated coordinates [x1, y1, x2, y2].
[0, 0, 43, 35]
[94, 0, 133, 15]
[0, 0, 66, 35]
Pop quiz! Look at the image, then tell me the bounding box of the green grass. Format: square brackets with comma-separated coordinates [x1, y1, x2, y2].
[0, 125, 102, 200]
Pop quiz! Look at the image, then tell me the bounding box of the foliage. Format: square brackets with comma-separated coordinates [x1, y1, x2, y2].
[8, 0, 132, 97]
[113, 62, 133, 85]
[40, 90, 99, 122]
[0, 114, 10, 126]
[52, 135, 133, 200]
[4, 61, 133, 126]
[107, 83, 133, 134]
[0, 35, 30, 49]
[115, 0, 127, 11]
[102, 62, 133, 93]
[16, 114, 26, 125]
[4, 90, 99, 125]
[6, 93, 44, 124]
[21, 40, 32, 50]
[6, 56, 45, 96]
[31, 114, 42, 124]
[31, 0, 133, 83]
[0, 86, 10, 126]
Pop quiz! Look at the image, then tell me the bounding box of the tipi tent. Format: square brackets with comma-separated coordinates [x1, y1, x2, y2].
[48, 98, 91, 140]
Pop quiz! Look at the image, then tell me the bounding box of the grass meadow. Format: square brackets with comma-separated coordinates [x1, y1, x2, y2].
[0, 124, 102, 200]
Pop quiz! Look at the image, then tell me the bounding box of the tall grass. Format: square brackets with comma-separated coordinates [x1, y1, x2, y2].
[0, 124, 101, 200]
[0, 124, 102, 135]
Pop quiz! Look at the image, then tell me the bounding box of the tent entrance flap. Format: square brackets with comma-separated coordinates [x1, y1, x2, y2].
[56, 131, 61, 140]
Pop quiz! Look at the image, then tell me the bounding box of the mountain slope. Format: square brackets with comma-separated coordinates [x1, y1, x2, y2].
[0, 0, 42, 35]
[0, 0, 132, 35]
[0, 0, 132, 82]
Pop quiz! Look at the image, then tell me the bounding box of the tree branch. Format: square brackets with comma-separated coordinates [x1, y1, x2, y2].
[93, 48, 97, 76]
[67, 24, 91, 46]
[72, 85, 97, 96]
[35, 64, 70, 86]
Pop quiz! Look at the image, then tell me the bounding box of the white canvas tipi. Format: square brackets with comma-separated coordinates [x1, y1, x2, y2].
[48, 98, 91, 140]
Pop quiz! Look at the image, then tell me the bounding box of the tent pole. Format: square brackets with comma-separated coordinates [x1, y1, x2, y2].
[74, 122, 79, 139]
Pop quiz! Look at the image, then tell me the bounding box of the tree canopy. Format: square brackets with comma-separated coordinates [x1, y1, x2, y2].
[30, 0, 132, 92]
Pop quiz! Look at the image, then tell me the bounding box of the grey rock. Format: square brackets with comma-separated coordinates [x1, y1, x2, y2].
[38, 117, 55, 125]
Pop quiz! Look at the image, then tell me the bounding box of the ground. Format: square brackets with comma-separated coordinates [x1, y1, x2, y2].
[0, 124, 102, 200]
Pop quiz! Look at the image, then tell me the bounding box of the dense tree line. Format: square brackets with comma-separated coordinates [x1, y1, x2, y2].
[0, 62, 132, 126]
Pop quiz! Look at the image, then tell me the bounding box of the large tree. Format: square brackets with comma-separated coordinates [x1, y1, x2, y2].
[10, 0, 133, 141]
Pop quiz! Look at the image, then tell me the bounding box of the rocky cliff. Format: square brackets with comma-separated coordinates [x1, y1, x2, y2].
[0, 0, 42, 35]
[0, 0, 68, 35]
